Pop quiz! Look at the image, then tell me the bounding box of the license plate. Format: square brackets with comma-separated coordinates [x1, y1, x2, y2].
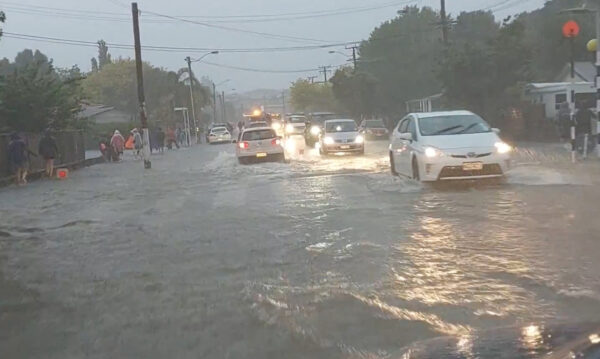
[256, 152, 267, 158]
[340, 145, 350, 149]
[463, 162, 483, 171]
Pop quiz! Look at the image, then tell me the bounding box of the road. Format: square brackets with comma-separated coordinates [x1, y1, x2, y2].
[1, 140, 600, 358]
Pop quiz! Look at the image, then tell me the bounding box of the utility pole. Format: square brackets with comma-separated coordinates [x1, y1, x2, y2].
[307, 75, 317, 84]
[440, 0, 449, 45]
[212, 82, 217, 124]
[320, 66, 332, 83]
[222, 91, 226, 122]
[345, 44, 359, 69]
[185, 56, 197, 143]
[282, 91, 286, 115]
[595, 6, 600, 157]
[131, 2, 151, 169]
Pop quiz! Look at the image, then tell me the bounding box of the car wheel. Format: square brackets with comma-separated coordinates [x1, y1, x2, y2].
[390, 152, 398, 176]
[412, 157, 420, 181]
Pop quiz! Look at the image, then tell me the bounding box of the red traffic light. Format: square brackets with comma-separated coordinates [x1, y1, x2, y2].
[563, 20, 580, 38]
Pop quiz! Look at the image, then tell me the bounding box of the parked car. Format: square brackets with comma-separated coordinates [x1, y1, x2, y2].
[359, 119, 389, 140]
[207, 126, 232, 144]
[389, 110, 512, 182]
[236, 128, 285, 164]
[319, 119, 364, 156]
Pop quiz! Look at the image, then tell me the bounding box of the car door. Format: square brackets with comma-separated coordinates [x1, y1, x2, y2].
[391, 117, 410, 176]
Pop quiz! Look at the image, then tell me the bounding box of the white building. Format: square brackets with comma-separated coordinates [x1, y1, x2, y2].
[525, 82, 596, 120]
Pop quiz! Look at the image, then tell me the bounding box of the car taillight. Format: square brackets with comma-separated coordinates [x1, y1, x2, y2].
[271, 138, 281, 146]
[239, 142, 249, 149]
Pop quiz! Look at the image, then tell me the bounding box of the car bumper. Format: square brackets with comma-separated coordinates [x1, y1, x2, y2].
[208, 136, 231, 143]
[418, 153, 511, 181]
[365, 132, 389, 140]
[322, 143, 364, 153]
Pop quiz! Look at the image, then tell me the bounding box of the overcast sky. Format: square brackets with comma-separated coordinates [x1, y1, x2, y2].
[0, 0, 546, 91]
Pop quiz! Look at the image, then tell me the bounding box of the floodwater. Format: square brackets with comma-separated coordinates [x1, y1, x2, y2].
[1, 140, 600, 358]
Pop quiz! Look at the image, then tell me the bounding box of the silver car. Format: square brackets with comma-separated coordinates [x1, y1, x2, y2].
[236, 127, 285, 164]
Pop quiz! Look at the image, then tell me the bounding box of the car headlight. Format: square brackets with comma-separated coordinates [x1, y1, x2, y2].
[310, 126, 321, 136]
[424, 147, 440, 158]
[285, 124, 295, 133]
[495, 142, 512, 154]
[323, 136, 334, 145]
[272, 122, 281, 131]
[355, 135, 364, 144]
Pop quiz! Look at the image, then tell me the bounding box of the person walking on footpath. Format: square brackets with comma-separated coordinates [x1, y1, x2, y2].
[110, 130, 125, 161]
[132, 128, 143, 159]
[166, 127, 179, 150]
[156, 127, 166, 153]
[38, 130, 59, 177]
[7, 133, 35, 185]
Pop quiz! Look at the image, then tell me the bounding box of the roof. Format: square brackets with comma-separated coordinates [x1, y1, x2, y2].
[77, 104, 115, 118]
[413, 110, 475, 119]
[324, 119, 355, 123]
[556, 62, 596, 82]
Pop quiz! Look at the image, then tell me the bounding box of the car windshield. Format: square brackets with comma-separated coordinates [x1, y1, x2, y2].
[325, 121, 357, 133]
[249, 122, 268, 128]
[289, 117, 306, 123]
[365, 120, 385, 128]
[418, 114, 491, 136]
[211, 127, 227, 133]
[242, 129, 276, 141]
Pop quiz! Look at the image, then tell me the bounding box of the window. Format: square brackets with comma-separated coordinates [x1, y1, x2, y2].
[555, 93, 567, 110]
[407, 119, 417, 140]
[418, 114, 491, 136]
[242, 129, 276, 141]
[398, 118, 409, 133]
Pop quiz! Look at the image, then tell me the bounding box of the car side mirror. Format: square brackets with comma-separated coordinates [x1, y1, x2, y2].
[399, 132, 413, 141]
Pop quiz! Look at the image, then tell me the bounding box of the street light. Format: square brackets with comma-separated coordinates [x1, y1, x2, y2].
[185, 50, 219, 144]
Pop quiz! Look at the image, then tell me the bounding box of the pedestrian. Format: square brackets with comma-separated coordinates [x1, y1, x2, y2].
[166, 127, 179, 149]
[557, 102, 571, 142]
[38, 130, 59, 177]
[157, 127, 166, 153]
[7, 133, 35, 185]
[575, 101, 596, 154]
[132, 128, 143, 158]
[110, 130, 125, 161]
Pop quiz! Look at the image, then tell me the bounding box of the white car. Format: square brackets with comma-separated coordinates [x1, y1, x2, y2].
[389, 111, 512, 182]
[284, 116, 307, 137]
[207, 126, 232, 144]
[237, 127, 285, 164]
[247, 121, 269, 129]
[319, 119, 364, 155]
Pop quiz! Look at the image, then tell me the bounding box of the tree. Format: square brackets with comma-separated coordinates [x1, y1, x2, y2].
[97, 40, 112, 70]
[0, 50, 82, 132]
[289, 80, 338, 113]
[81, 59, 211, 127]
[0, 11, 5, 41]
[91, 58, 99, 73]
[330, 67, 379, 117]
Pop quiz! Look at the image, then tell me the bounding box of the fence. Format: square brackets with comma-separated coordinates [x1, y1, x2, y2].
[0, 130, 85, 181]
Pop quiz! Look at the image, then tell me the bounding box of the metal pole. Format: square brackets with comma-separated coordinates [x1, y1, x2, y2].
[213, 82, 217, 124]
[131, 2, 151, 169]
[570, 35, 577, 163]
[596, 9, 600, 157]
[185, 56, 197, 144]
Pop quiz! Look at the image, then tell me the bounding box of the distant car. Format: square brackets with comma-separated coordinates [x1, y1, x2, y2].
[306, 112, 342, 147]
[319, 119, 364, 156]
[389, 110, 512, 182]
[237, 127, 285, 164]
[359, 119, 389, 140]
[284, 115, 308, 138]
[207, 126, 232, 144]
[247, 121, 269, 129]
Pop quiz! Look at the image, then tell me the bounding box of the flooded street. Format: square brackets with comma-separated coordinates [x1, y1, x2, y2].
[2, 141, 600, 358]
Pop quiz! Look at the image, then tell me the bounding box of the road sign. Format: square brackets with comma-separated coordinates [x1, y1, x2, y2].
[563, 20, 580, 38]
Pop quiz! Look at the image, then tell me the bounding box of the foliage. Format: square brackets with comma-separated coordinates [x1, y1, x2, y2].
[91, 58, 99, 73]
[330, 67, 379, 117]
[289, 79, 338, 113]
[97, 40, 112, 70]
[0, 50, 83, 132]
[0, 11, 5, 41]
[81, 59, 212, 127]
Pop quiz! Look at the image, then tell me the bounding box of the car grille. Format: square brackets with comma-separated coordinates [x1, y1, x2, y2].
[450, 152, 492, 159]
[334, 139, 355, 144]
[438, 164, 503, 179]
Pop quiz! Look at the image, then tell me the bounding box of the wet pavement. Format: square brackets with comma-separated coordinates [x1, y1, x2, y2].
[1, 140, 600, 358]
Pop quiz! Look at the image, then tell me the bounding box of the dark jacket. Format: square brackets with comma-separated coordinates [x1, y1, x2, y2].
[38, 136, 59, 159]
[8, 138, 28, 166]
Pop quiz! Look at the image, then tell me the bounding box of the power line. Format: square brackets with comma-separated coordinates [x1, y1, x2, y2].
[198, 60, 327, 74]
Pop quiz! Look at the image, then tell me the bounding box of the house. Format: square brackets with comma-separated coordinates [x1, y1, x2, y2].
[525, 62, 597, 120]
[78, 104, 133, 125]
